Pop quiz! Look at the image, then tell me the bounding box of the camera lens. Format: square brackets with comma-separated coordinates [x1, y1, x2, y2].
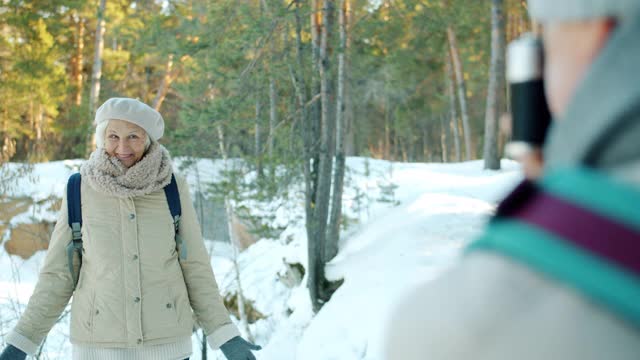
[506, 33, 552, 158]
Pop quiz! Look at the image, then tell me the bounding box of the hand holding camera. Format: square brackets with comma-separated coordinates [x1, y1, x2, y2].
[506, 33, 552, 178]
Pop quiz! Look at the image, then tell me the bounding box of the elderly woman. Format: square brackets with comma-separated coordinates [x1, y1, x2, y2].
[0, 98, 260, 360]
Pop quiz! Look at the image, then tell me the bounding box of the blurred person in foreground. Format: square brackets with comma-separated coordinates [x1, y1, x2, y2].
[0, 98, 260, 360]
[384, 1, 640, 359]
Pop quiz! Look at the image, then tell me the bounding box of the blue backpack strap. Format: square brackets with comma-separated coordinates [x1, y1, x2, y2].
[66, 173, 83, 289]
[164, 174, 185, 259]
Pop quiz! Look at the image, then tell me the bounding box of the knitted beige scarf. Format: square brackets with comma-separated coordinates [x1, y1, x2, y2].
[80, 142, 174, 198]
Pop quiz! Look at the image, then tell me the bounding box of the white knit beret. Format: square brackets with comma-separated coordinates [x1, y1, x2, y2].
[94, 98, 164, 141]
[528, 0, 639, 21]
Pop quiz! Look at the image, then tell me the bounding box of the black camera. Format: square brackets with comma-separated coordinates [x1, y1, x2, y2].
[505, 33, 552, 159]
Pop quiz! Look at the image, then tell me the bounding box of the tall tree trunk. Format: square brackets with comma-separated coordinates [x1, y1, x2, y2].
[444, 115, 453, 162]
[309, 0, 322, 202]
[384, 97, 391, 159]
[89, 0, 106, 115]
[255, 88, 263, 179]
[399, 136, 408, 162]
[310, 0, 336, 311]
[422, 124, 430, 162]
[28, 101, 33, 158]
[152, 54, 176, 111]
[303, 0, 323, 313]
[445, 48, 461, 162]
[344, 108, 355, 156]
[267, 6, 277, 159]
[440, 115, 448, 162]
[217, 123, 227, 159]
[35, 105, 44, 161]
[344, 13, 355, 158]
[88, 0, 107, 153]
[73, 14, 85, 106]
[447, 26, 472, 161]
[483, 0, 505, 170]
[317, 0, 336, 280]
[257, 0, 268, 179]
[268, 72, 277, 158]
[1, 109, 16, 162]
[327, 0, 348, 268]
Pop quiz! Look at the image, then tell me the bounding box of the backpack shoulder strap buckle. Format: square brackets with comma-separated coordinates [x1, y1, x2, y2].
[164, 174, 185, 260]
[71, 222, 82, 241]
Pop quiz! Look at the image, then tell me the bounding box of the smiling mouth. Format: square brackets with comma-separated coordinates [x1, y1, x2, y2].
[117, 154, 134, 160]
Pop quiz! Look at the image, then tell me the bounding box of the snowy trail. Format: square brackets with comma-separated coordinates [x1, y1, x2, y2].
[0, 158, 522, 360]
[260, 160, 522, 360]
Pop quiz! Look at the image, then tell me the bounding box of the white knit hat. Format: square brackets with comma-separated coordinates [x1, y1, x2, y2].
[528, 0, 640, 21]
[94, 98, 164, 141]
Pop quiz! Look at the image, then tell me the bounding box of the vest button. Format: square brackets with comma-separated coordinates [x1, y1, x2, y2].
[129, 213, 136, 220]
[134, 297, 140, 303]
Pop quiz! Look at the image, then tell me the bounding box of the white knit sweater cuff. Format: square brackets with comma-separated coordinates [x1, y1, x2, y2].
[6, 330, 39, 356]
[206, 323, 240, 350]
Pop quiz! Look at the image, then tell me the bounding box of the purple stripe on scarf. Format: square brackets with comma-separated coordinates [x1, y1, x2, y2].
[514, 192, 640, 276]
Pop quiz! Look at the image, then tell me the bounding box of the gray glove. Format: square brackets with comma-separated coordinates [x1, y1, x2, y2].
[0, 345, 26, 360]
[220, 336, 261, 360]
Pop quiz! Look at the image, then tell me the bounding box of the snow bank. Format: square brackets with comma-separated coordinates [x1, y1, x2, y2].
[0, 158, 522, 359]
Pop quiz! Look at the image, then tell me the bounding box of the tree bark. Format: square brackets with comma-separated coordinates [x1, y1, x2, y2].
[422, 124, 430, 162]
[89, 0, 106, 116]
[34, 105, 44, 161]
[310, 0, 322, 194]
[440, 115, 448, 162]
[439, 116, 445, 162]
[267, 4, 277, 159]
[344, 0, 352, 158]
[344, 107, 355, 156]
[313, 0, 335, 307]
[72, 14, 85, 106]
[268, 71, 277, 158]
[302, 0, 322, 313]
[447, 26, 472, 161]
[399, 135, 408, 162]
[344, 14, 355, 158]
[326, 0, 348, 268]
[445, 48, 461, 162]
[152, 54, 176, 111]
[1, 109, 16, 162]
[307, 0, 322, 208]
[384, 96, 391, 159]
[255, 88, 263, 179]
[88, 0, 107, 153]
[483, 0, 505, 170]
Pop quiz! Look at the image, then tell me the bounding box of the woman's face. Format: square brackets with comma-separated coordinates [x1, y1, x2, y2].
[104, 119, 148, 168]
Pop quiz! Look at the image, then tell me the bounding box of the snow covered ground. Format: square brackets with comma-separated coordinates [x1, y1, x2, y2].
[0, 157, 522, 359]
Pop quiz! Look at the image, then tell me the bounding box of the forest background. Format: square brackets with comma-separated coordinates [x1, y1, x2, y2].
[0, 0, 531, 311]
